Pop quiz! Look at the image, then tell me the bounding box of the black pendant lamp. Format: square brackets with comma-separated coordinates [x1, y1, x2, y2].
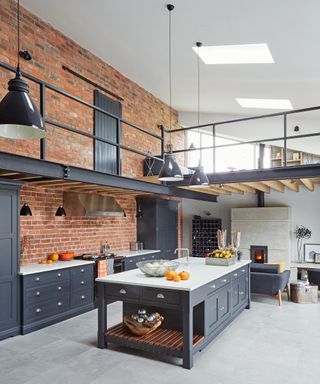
[189, 42, 209, 188]
[0, 0, 45, 140]
[20, 202, 32, 216]
[158, 4, 183, 182]
[55, 205, 66, 217]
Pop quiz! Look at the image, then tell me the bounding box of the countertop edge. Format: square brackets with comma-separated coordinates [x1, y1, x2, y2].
[19, 260, 95, 275]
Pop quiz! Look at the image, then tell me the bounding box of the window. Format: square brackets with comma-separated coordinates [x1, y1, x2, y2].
[186, 130, 270, 172]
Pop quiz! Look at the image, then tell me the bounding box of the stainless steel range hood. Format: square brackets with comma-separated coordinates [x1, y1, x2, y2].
[63, 192, 125, 217]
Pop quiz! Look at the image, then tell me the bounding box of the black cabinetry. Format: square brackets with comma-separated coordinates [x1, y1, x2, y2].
[192, 218, 221, 257]
[137, 198, 178, 260]
[0, 182, 20, 340]
[123, 253, 158, 271]
[21, 264, 94, 334]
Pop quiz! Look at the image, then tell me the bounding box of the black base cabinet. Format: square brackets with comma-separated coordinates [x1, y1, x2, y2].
[123, 253, 159, 271]
[0, 182, 20, 341]
[97, 263, 251, 369]
[21, 264, 94, 334]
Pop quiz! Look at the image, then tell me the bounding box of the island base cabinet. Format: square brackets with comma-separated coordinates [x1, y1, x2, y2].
[97, 263, 250, 369]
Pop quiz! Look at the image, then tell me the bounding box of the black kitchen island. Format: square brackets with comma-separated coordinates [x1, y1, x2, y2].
[97, 257, 251, 369]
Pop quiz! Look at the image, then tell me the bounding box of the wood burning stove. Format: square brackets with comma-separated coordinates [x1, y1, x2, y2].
[250, 245, 268, 263]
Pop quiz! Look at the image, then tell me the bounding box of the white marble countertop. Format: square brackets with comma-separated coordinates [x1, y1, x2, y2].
[116, 249, 161, 258]
[96, 257, 251, 291]
[291, 262, 320, 269]
[19, 260, 95, 275]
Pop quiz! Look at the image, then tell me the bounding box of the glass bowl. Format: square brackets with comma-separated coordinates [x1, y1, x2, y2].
[136, 259, 179, 277]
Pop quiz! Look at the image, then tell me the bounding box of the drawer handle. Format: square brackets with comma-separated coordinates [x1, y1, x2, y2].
[241, 269, 245, 273]
[129, 260, 133, 263]
[156, 293, 165, 299]
[233, 273, 238, 277]
[36, 291, 40, 296]
[222, 279, 227, 283]
[36, 308, 41, 313]
[36, 277, 40, 282]
[142, 257, 146, 260]
[240, 291, 245, 295]
[57, 273, 62, 277]
[58, 286, 62, 291]
[119, 289, 127, 294]
[210, 284, 216, 289]
[81, 295, 85, 300]
[219, 306, 225, 311]
[81, 269, 84, 272]
[57, 302, 62, 306]
[81, 281, 85, 285]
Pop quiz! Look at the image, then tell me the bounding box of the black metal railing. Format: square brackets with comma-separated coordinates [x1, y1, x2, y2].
[0, 60, 165, 175]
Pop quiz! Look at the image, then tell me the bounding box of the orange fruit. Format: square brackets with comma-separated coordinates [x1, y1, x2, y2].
[39, 260, 47, 264]
[179, 271, 190, 280]
[173, 275, 181, 282]
[49, 252, 59, 261]
[46, 260, 53, 264]
[165, 270, 177, 280]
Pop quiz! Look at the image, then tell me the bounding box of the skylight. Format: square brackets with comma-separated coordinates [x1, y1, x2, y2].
[193, 43, 274, 64]
[236, 98, 293, 110]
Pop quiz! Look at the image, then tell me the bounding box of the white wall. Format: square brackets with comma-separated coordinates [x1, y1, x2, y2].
[182, 185, 320, 262]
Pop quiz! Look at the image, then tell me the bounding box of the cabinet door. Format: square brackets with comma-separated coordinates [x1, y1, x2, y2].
[239, 274, 248, 304]
[0, 187, 19, 338]
[231, 279, 241, 311]
[205, 291, 219, 336]
[217, 286, 231, 324]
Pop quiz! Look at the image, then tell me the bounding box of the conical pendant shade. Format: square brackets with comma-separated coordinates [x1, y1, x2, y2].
[55, 205, 67, 217]
[20, 202, 32, 216]
[189, 166, 209, 187]
[0, 72, 45, 139]
[159, 153, 184, 181]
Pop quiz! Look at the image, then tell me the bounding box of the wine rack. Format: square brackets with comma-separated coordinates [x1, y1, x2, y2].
[192, 218, 222, 257]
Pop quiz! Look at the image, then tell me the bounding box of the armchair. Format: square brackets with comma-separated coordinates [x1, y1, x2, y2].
[251, 263, 291, 306]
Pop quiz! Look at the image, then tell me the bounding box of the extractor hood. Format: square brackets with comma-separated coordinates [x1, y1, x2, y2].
[63, 192, 125, 217]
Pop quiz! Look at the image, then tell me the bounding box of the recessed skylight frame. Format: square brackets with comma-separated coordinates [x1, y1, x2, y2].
[236, 98, 293, 110]
[193, 43, 274, 64]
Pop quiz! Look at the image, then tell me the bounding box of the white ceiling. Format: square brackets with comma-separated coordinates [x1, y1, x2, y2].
[21, 0, 320, 116]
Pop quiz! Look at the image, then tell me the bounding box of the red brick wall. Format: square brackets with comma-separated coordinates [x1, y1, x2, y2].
[20, 185, 137, 264]
[0, 0, 184, 173]
[0, 0, 184, 264]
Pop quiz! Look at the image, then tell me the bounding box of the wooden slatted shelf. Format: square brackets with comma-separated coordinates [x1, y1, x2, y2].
[106, 323, 204, 357]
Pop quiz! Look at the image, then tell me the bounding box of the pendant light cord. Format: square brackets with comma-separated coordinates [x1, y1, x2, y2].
[17, 0, 21, 73]
[168, 5, 172, 147]
[197, 44, 200, 126]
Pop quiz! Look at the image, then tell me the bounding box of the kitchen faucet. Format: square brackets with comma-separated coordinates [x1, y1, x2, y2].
[174, 248, 190, 263]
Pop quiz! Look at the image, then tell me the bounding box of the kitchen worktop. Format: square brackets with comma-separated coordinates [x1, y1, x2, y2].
[96, 257, 251, 291]
[116, 249, 161, 258]
[19, 260, 95, 275]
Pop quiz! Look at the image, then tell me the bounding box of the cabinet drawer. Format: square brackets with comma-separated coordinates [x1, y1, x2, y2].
[206, 274, 231, 296]
[25, 281, 70, 304]
[141, 287, 180, 305]
[71, 265, 93, 281]
[24, 269, 70, 288]
[24, 297, 70, 323]
[71, 276, 92, 292]
[231, 266, 248, 280]
[71, 288, 93, 308]
[106, 283, 140, 300]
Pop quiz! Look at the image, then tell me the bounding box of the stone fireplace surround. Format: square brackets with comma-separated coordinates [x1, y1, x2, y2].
[231, 207, 291, 268]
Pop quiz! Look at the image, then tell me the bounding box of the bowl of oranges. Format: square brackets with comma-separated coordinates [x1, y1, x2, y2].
[136, 259, 179, 277]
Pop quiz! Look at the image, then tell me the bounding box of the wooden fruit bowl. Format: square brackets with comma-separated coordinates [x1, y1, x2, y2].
[124, 314, 164, 336]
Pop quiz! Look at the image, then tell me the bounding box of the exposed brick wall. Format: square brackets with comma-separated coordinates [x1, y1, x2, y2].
[0, 0, 184, 174]
[0, 0, 184, 264]
[20, 185, 137, 264]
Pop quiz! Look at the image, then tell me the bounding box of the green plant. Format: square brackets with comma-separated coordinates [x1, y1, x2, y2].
[295, 225, 312, 262]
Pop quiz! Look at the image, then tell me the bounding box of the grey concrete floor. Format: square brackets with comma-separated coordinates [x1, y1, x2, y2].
[0, 295, 319, 384]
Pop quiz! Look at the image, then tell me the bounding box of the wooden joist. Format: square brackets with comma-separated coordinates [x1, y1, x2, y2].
[261, 180, 285, 193]
[300, 178, 314, 191]
[226, 183, 256, 194]
[242, 182, 270, 193]
[280, 179, 299, 192]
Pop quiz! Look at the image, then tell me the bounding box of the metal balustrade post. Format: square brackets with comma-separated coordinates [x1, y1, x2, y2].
[39, 83, 46, 160]
[212, 124, 216, 173]
[283, 114, 287, 167]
